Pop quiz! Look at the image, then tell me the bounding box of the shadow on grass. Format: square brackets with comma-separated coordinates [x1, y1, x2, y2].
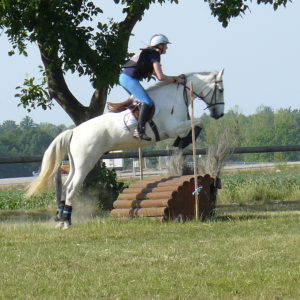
[0, 208, 57, 223]
[217, 199, 300, 213]
[213, 214, 271, 222]
[213, 200, 300, 222]
[0, 207, 109, 223]
[1, 200, 299, 224]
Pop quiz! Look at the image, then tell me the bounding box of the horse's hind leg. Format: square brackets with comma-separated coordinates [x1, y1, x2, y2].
[61, 155, 95, 229]
[56, 153, 76, 229]
[59, 138, 107, 229]
[55, 180, 72, 229]
[60, 170, 87, 230]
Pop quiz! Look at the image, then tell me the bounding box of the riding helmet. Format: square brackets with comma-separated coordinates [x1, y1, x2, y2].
[150, 34, 171, 46]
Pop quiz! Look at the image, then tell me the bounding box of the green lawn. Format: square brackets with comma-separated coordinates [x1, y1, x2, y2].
[1, 212, 300, 299]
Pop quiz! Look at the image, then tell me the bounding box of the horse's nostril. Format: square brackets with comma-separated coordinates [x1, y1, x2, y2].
[213, 113, 224, 120]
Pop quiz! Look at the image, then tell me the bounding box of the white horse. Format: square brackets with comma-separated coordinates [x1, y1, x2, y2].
[25, 70, 225, 229]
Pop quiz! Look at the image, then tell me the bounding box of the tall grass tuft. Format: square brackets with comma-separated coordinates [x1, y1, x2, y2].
[167, 149, 185, 176]
[198, 129, 234, 176]
[167, 129, 234, 177]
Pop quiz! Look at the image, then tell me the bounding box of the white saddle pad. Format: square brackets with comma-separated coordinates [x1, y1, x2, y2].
[121, 106, 159, 131]
[122, 110, 137, 131]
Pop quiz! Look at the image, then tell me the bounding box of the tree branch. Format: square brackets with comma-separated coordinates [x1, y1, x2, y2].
[89, 88, 107, 118]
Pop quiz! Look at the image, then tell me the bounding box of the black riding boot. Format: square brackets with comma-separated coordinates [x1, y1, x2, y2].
[134, 103, 152, 141]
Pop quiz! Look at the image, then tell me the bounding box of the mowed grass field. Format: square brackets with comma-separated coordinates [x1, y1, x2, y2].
[1, 211, 300, 299]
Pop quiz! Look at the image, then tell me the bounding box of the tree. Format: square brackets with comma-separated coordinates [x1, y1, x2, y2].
[0, 120, 18, 132]
[38, 122, 69, 138]
[0, 0, 292, 126]
[20, 116, 36, 130]
[208, 0, 291, 27]
[0, 122, 56, 178]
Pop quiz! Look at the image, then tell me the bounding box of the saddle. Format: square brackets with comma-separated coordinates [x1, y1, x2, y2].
[107, 97, 160, 141]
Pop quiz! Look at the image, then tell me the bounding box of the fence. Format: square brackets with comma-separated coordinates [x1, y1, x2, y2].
[0, 145, 300, 165]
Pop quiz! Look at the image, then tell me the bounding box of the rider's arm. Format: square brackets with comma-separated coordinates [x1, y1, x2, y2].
[153, 61, 183, 83]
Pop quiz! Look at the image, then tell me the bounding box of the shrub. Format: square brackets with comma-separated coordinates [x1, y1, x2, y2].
[80, 162, 127, 210]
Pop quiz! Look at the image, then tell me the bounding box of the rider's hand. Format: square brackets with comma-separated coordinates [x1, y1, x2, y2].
[176, 76, 185, 84]
[173, 74, 186, 84]
[173, 76, 184, 84]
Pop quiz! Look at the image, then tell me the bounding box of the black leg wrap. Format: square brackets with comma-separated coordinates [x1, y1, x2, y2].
[55, 201, 65, 222]
[62, 205, 72, 224]
[172, 136, 183, 148]
[173, 126, 202, 149]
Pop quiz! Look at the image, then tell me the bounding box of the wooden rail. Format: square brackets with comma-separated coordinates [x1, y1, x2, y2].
[0, 145, 300, 164]
[111, 174, 219, 221]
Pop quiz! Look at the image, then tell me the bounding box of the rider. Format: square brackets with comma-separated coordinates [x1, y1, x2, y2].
[119, 34, 184, 141]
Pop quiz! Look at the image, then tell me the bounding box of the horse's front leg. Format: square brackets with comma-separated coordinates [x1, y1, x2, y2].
[167, 118, 203, 138]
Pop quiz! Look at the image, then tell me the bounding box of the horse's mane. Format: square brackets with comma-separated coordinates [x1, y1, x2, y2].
[147, 71, 214, 91]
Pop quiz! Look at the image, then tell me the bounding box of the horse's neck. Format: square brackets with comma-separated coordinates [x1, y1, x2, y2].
[148, 83, 189, 114]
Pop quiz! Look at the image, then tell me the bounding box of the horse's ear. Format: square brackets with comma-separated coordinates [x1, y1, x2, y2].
[217, 69, 224, 81]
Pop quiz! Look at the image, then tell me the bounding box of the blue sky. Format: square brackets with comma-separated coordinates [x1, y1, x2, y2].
[0, 0, 299, 126]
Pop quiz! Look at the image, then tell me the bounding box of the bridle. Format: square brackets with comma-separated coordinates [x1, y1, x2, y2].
[181, 76, 225, 110]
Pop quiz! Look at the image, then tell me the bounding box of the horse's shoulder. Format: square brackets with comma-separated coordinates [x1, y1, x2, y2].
[107, 97, 137, 113]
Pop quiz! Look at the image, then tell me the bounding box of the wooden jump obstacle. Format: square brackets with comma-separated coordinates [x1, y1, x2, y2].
[111, 174, 221, 221]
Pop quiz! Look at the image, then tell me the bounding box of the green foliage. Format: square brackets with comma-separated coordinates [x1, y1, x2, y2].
[0, 120, 18, 133]
[15, 67, 52, 112]
[19, 116, 37, 129]
[37, 122, 68, 137]
[197, 106, 300, 162]
[0, 0, 178, 90]
[0, 117, 67, 178]
[206, 0, 292, 27]
[0, 188, 55, 210]
[81, 162, 126, 210]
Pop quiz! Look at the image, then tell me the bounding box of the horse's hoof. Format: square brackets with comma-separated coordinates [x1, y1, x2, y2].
[62, 221, 71, 230]
[55, 222, 64, 229]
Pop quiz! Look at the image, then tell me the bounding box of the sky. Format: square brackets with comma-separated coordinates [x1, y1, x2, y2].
[0, 0, 299, 126]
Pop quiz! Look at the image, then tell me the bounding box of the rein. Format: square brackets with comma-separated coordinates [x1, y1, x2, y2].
[182, 78, 190, 120]
[180, 76, 224, 110]
[171, 77, 190, 119]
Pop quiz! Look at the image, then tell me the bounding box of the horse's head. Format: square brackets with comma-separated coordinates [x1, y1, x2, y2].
[191, 70, 225, 120]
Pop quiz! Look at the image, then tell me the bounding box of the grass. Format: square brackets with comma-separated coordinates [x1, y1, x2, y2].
[1, 212, 300, 299]
[218, 169, 300, 205]
[1, 170, 299, 211]
[1, 169, 299, 298]
[0, 187, 56, 210]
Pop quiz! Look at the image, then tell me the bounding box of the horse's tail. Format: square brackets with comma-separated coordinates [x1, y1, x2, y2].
[25, 129, 73, 198]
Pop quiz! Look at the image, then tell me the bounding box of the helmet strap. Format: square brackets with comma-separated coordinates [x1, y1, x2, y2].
[157, 44, 164, 54]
